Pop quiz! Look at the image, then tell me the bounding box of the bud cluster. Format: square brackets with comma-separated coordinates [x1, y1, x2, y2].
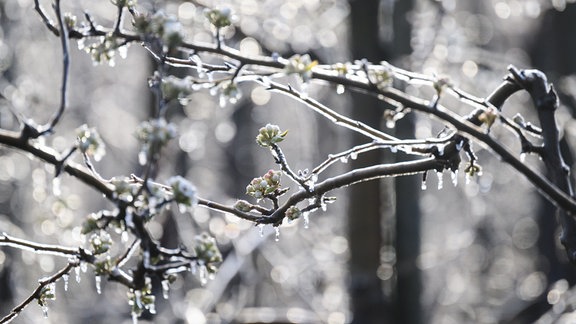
[76, 124, 106, 161]
[194, 233, 223, 273]
[285, 54, 317, 83]
[255, 124, 287, 148]
[246, 170, 282, 199]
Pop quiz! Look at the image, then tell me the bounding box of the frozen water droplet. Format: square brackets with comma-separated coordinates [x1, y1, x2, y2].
[437, 145, 445, 156]
[131, 311, 139, 324]
[162, 280, 170, 299]
[52, 177, 61, 197]
[219, 95, 227, 108]
[336, 84, 345, 94]
[303, 212, 309, 229]
[520, 153, 526, 162]
[199, 265, 208, 286]
[437, 172, 444, 190]
[75, 267, 81, 283]
[62, 274, 69, 291]
[258, 224, 265, 238]
[178, 204, 187, 213]
[148, 302, 157, 315]
[340, 156, 349, 163]
[465, 174, 471, 185]
[190, 263, 197, 274]
[390, 146, 398, 153]
[386, 119, 395, 129]
[95, 275, 101, 294]
[274, 227, 280, 242]
[121, 231, 129, 243]
[421, 179, 427, 191]
[321, 202, 327, 212]
[350, 152, 358, 160]
[451, 170, 458, 187]
[80, 262, 88, 273]
[42, 305, 49, 318]
[138, 151, 147, 166]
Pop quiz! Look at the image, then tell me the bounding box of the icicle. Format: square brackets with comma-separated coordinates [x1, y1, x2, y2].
[62, 274, 69, 291]
[80, 262, 88, 273]
[257, 224, 265, 238]
[148, 302, 157, 315]
[303, 212, 310, 229]
[190, 262, 197, 274]
[437, 172, 444, 190]
[300, 83, 309, 99]
[199, 265, 208, 286]
[42, 305, 49, 318]
[162, 280, 170, 299]
[520, 153, 526, 162]
[421, 179, 427, 190]
[218, 95, 227, 108]
[52, 177, 61, 197]
[465, 174, 471, 185]
[131, 311, 139, 324]
[75, 266, 81, 283]
[451, 170, 458, 187]
[95, 275, 102, 294]
[138, 151, 147, 166]
[274, 227, 280, 242]
[321, 202, 327, 212]
[336, 84, 345, 94]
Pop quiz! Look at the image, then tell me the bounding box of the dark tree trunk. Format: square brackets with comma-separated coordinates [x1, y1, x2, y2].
[347, 1, 391, 323]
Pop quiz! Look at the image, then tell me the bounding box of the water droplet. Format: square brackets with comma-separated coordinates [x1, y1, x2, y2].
[162, 280, 170, 299]
[52, 177, 61, 197]
[520, 153, 526, 162]
[274, 227, 280, 242]
[95, 275, 101, 294]
[42, 305, 49, 318]
[138, 151, 147, 166]
[75, 267, 81, 283]
[258, 224, 265, 238]
[62, 274, 69, 291]
[451, 170, 458, 187]
[437, 172, 444, 190]
[336, 84, 345, 94]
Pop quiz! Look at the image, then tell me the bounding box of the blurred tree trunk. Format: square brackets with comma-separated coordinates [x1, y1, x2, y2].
[347, 1, 391, 323]
[505, 4, 576, 323]
[389, 1, 421, 324]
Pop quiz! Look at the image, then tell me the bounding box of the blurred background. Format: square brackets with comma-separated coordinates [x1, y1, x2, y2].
[2, 0, 576, 323]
